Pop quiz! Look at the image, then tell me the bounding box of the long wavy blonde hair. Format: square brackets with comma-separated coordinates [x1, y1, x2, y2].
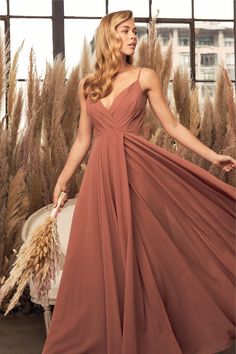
[83, 10, 134, 102]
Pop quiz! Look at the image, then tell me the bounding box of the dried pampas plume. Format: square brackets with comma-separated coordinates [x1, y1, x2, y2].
[0, 192, 67, 315]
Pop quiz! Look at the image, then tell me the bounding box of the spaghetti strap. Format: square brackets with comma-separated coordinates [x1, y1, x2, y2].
[137, 67, 142, 81]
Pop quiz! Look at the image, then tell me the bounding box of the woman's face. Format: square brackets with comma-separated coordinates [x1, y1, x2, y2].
[116, 17, 138, 56]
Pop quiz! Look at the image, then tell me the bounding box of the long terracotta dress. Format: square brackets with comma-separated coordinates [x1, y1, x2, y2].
[42, 67, 236, 354]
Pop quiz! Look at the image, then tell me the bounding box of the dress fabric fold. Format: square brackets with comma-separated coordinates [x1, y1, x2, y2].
[42, 68, 236, 354]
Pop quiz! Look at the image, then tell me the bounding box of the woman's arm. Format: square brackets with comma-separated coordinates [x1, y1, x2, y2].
[53, 77, 94, 206]
[142, 68, 236, 171]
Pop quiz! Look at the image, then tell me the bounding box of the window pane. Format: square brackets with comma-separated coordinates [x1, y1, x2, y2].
[10, 0, 52, 16]
[226, 53, 235, 80]
[136, 22, 148, 38]
[0, 0, 7, 15]
[65, 19, 100, 70]
[10, 19, 53, 79]
[64, 0, 105, 16]
[195, 22, 234, 81]
[194, 0, 233, 19]
[152, 0, 191, 18]
[157, 24, 191, 78]
[108, 0, 149, 18]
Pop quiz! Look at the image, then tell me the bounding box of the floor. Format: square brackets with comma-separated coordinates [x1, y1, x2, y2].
[0, 311, 235, 354]
[0, 312, 46, 354]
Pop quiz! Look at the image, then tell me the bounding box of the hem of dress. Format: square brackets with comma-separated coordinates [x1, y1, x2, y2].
[198, 337, 235, 354]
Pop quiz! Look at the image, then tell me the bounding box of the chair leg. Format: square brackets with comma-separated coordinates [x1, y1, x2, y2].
[43, 304, 52, 335]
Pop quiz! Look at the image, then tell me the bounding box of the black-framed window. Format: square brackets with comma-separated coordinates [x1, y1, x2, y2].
[0, 0, 235, 89]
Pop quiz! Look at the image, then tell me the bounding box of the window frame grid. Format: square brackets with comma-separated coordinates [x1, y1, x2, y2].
[0, 0, 235, 86]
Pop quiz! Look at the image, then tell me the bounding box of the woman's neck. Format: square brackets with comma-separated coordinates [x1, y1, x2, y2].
[117, 54, 132, 72]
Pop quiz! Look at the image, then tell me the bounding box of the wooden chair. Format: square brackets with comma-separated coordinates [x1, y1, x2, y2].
[21, 198, 76, 334]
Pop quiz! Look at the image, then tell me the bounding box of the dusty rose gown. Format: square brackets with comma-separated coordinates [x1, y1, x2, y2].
[42, 67, 236, 354]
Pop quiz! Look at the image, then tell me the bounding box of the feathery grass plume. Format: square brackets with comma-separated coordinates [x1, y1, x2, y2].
[172, 67, 192, 160]
[135, 36, 148, 68]
[201, 93, 215, 148]
[149, 127, 163, 144]
[0, 127, 9, 272]
[172, 67, 191, 130]
[27, 48, 35, 126]
[6, 41, 23, 122]
[221, 68, 236, 148]
[196, 93, 215, 170]
[0, 40, 25, 276]
[172, 69, 196, 161]
[0, 30, 4, 107]
[39, 55, 67, 203]
[41, 63, 54, 146]
[212, 66, 228, 153]
[135, 21, 160, 137]
[50, 55, 67, 136]
[0, 30, 10, 110]
[153, 37, 163, 74]
[147, 17, 158, 69]
[62, 63, 81, 146]
[49, 57, 69, 193]
[80, 38, 92, 78]
[188, 86, 202, 164]
[3, 166, 30, 258]
[161, 40, 173, 97]
[61, 64, 81, 197]
[38, 144, 53, 205]
[8, 88, 24, 174]
[135, 15, 159, 70]
[135, 16, 173, 147]
[22, 48, 43, 211]
[4, 42, 23, 189]
[0, 192, 66, 315]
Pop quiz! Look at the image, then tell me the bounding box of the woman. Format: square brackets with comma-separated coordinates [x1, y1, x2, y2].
[42, 10, 236, 354]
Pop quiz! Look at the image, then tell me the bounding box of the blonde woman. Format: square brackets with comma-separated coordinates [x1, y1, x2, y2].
[42, 10, 236, 354]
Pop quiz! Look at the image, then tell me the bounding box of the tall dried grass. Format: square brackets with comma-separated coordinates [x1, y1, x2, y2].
[136, 17, 235, 186]
[0, 30, 10, 111]
[0, 38, 83, 312]
[135, 16, 173, 142]
[0, 18, 235, 313]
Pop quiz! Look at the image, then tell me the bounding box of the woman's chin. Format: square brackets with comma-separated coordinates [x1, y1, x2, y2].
[123, 49, 135, 56]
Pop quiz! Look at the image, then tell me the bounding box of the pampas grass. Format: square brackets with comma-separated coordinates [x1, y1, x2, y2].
[3, 166, 30, 256]
[0, 17, 235, 313]
[212, 66, 228, 153]
[135, 16, 173, 141]
[0, 128, 9, 272]
[80, 38, 92, 78]
[135, 17, 235, 187]
[0, 30, 10, 111]
[172, 67, 191, 130]
[6, 42, 23, 122]
[0, 192, 66, 315]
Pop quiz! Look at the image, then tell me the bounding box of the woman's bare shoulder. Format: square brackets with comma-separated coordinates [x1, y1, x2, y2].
[140, 67, 158, 79]
[140, 67, 161, 92]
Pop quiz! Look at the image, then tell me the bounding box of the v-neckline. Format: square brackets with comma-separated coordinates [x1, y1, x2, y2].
[99, 79, 140, 112]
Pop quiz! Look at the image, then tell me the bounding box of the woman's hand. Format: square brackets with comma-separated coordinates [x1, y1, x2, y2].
[211, 154, 236, 172]
[53, 181, 69, 211]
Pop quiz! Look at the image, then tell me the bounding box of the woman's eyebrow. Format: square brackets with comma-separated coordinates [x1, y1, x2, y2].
[119, 25, 137, 30]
